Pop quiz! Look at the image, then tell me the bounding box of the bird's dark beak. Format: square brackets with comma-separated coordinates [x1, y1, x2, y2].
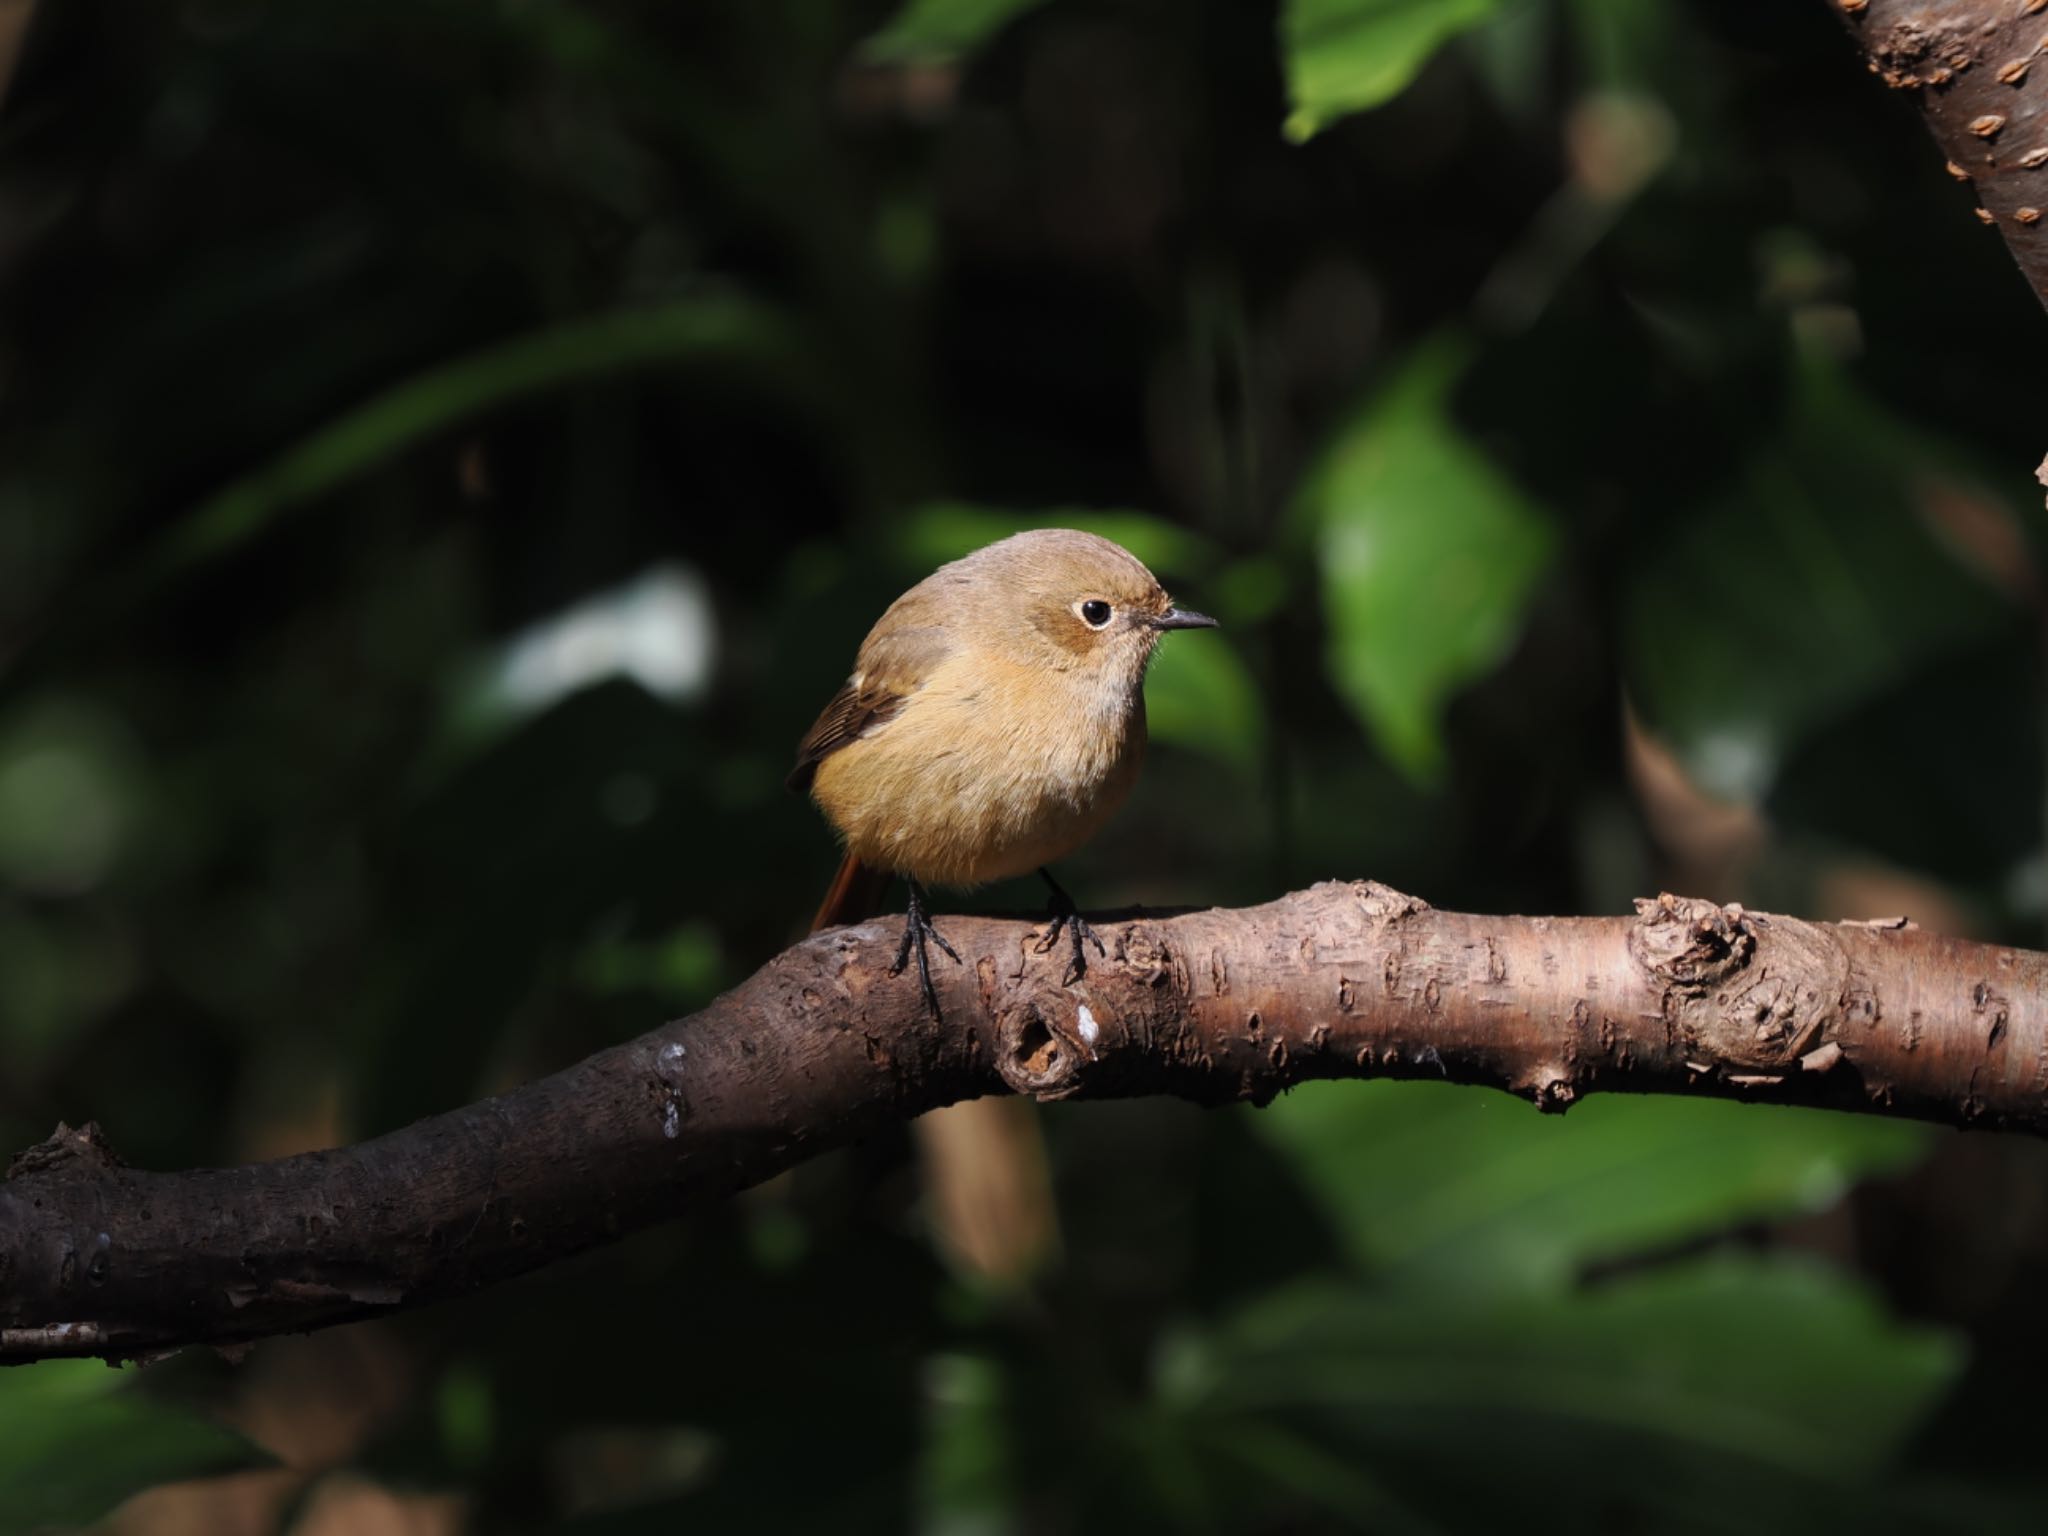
[1153, 604, 1219, 631]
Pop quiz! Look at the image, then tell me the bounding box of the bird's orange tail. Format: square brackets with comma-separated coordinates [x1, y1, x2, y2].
[809, 853, 894, 935]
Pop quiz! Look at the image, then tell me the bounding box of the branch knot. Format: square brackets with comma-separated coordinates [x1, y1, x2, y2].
[1629, 894, 1756, 991]
[6, 1121, 125, 1182]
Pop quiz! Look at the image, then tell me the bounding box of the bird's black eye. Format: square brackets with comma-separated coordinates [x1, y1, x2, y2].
[1079, 599, 1113, 629]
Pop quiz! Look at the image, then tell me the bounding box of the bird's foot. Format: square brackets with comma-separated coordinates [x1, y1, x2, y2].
[1034, 867, 1105, 986]
[889, 879, 961, 1020]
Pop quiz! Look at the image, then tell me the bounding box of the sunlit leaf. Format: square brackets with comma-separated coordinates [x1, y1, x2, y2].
[1282, 0, 1503, 141]
[1250, 1080, 1929, 1295]
[865, 0, 1050, 64]
[0, 1362, 268, 1536]
[1298, 337, 1553, 781]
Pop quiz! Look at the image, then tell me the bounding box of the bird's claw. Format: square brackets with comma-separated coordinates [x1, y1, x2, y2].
[890, 880, 959, 1021]
[1035, 870, 1105, 985]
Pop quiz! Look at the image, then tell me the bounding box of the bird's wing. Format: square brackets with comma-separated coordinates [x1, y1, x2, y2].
[786, 620, 953, 792]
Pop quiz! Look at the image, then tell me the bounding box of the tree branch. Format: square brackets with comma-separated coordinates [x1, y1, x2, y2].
[5, 884, 2044, 1365]
[1833, 0, 2048, 315]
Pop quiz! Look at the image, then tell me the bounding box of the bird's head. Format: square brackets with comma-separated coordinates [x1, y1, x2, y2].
[951, 528, 1217, 704]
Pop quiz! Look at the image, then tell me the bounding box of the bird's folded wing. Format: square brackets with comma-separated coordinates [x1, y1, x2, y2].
[786, 621, 953, 792]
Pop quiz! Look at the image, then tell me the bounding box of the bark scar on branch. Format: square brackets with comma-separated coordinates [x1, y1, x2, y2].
[4, 880, 2045, 1367]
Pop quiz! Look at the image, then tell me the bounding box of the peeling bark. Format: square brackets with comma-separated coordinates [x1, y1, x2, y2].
[1833, 0, 2048, 313]
[4, 883, 2046, 1365]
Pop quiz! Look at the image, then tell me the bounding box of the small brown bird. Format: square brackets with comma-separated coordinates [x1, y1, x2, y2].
[791, 528, 1217, 1010]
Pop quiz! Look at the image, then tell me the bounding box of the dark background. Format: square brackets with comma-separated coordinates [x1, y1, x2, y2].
[3, 0, 2047, 1530]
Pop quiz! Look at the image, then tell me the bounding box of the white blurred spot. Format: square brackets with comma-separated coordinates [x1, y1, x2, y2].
[1691, 727, 1775, 805]
[492, 564, 714, 713]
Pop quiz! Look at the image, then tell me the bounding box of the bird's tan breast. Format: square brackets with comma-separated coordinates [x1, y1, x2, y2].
[809, 651, 1146, 887]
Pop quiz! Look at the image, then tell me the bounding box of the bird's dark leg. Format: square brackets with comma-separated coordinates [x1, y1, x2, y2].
[1034, 867, 1105, 986]
[889, 879, 960, 1019]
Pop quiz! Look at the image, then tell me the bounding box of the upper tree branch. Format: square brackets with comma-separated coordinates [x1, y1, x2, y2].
[5, 884, 2044, 1365]
[1835, 0, 2048, 314]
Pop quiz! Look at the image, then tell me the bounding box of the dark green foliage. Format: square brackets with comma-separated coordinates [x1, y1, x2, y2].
[0, 1364, 268, 1535]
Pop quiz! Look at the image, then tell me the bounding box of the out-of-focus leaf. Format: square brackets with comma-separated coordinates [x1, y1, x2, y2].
[1298, 337, 1553, 781]
[1144, 628, 1264, 772]
[1168, 1256, 1958, 1527]
[894, 503, 1220, 581]
[1251, 1080, 1929, 1295]
[436, 1361, 496, 1473]
[865, 0, 1049, 64]
[1207, 555, 1290, 628]
[916, 1352, 1017, 1531]
[165, 297, 799, 572]
[0, 697, 142, 897]
[1282, 0, 1502, 141]
[1624, 355, 2013, 805]
[577, 922, 724, 1009]
[0, 1361, 267, 1535]
[1567, 0, 1686, 90]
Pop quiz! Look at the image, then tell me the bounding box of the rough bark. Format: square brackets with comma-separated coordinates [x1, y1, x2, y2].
[1833, 0, 2048, 313]
[5, 884, 2046, 1365]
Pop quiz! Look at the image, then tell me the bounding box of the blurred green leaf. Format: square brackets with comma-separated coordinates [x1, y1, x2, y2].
[917, 1352, 1017, 1531]
[1207, 555, 1290, 628]
[1568, 0, 1686, 90]
[1144, 628, 1265, 773]
[1624, 355, 2013, 804]
[165, 297, 799, 572]
[1298, 337, 1553, 781]
[865, 0, 1049, 63]
[577, 922, 725, 1008]
[1251, 1081, 1929, 1295]
[0, 698, 142, 897]
[1173, 1256, 1958, 1525]
[436, 1360, 496, 1473]
[1282, 0, 1503, 141]
[0, 1362, 267, 1535]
